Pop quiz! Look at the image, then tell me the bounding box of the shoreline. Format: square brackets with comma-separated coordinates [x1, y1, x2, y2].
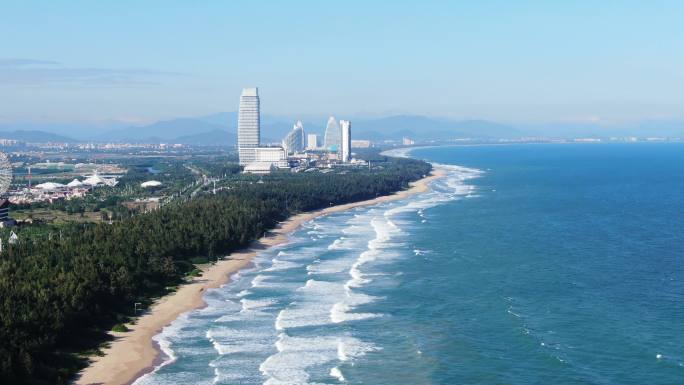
[75, 168, 446, 385]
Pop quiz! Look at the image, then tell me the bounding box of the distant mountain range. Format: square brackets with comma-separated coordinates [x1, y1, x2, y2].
[172, 129, 235, 146]
[95, 118, 231, 143]
[89, 114, 522, 144]
[0, 129, 76, 143]
[1, 114, 683, 145]
[193, 112, 307, 143]
[523, 120, 684, 139]
[349, 115, 520, 140]
[90, 112, 298, 144]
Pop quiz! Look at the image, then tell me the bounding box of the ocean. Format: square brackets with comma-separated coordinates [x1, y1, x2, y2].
[134, 143, 684, 385]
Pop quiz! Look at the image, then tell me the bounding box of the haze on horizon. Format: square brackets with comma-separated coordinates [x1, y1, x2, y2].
[1, 0, 683, 130]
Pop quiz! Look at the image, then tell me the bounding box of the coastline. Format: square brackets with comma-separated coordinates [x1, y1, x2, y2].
[75, 167, 446, 385]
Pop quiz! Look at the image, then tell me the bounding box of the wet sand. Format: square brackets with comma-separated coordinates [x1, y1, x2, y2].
[75, 169, 445, 385]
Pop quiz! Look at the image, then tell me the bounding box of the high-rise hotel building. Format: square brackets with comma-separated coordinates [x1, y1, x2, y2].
[282, 121, 305, 154]
[340, 120, 351, 163]
[237, 87, 260, 165]
[323, 116, 341, 151]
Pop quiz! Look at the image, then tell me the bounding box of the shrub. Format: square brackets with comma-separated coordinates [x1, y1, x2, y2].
[112, 324, 129, 333]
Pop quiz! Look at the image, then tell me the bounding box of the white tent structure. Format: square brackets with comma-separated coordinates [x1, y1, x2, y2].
[34, 182, 66, 191]
[103, 178, 118, 187]
[67, 179, 84, 188]
[83, 174, 106, 186]
[141, 180, 162, 188]
[82, 173, 118, 187]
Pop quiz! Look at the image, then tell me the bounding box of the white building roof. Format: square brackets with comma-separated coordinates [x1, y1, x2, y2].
[83, 174, 105, 186]
[103, 178, 118, 187]
[141, 180, 162, 188]
[242, 87, 258, 96]
[67, 179, 83, 187]
[35, 182, 66, 190]
[243, 162, 276, 173]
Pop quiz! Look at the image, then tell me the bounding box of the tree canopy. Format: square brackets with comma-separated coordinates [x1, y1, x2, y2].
[0, 155, 431, 384]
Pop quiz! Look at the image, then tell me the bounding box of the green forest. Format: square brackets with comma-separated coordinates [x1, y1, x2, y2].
[0, 155, 431, 385]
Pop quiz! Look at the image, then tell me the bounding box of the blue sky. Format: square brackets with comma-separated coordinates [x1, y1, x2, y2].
[1, 0, 683, 125]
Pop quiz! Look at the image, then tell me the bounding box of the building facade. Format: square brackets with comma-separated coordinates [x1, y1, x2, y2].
[243, 147, 289, 173]
[323, 116, 341, 152]
[282, 121, 305, 154]
[307, 134, 318, 150]
[237, 87, 260, 165]
[340, 120, 351, 163]
[255, 147, 287, 164]
[351, 139, 371, 148]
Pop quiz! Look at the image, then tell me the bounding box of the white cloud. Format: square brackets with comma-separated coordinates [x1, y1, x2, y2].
[0, 58, 184, 86]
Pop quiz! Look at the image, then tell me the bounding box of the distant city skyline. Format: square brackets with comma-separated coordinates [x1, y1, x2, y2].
[2, 1, 684, 126]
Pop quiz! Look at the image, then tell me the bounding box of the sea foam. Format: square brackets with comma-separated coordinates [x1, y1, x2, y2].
[260, 334, 376, 385]
[135, 160, 485, 385]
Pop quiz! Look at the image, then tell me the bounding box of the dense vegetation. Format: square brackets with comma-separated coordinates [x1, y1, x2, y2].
[0, 155, 430, 385]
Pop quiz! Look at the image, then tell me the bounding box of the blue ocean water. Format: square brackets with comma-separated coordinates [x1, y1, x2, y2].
[135, 143, 684, 385]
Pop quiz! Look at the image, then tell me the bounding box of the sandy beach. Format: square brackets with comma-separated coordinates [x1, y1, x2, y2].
[75, 168, 445, 385]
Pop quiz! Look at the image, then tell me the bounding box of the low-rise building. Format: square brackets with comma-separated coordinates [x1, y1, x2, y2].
[351, 140, 371, 148]
[243, 147, 289, 174]
[122, 198, 161, 213]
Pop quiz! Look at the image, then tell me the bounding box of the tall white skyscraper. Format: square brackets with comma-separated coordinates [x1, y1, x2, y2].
[307, 134, 318, 150]
[237, 87, 260, 165]
[340, 120, 351, 163]
[323, 116, 341, 151]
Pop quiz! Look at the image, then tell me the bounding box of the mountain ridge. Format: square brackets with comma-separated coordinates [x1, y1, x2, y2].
[3, 114, 683, 144]
[0, 129, 76, 143]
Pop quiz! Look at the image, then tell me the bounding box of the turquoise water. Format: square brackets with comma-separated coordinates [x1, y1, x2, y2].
[135, 143, 684, 384]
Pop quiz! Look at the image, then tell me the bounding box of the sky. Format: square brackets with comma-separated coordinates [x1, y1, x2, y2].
[1, 0, 683, 126]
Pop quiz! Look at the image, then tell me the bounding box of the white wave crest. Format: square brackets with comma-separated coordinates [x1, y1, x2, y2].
[240, 298, 277, 311]
[330, 366, 345, 382]
[260, 334, 376, 385]
[264, 258, 301, 272]
[131, 313, 192, 385]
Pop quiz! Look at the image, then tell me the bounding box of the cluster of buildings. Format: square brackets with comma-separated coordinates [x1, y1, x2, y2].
[0, 141, 188, 151]
[77, 142, 186, 150]
[402, 137, 416, 146]
[0, 139, 20, 146]
[236, 87, 358, 173]
[8, 173, 118, 204]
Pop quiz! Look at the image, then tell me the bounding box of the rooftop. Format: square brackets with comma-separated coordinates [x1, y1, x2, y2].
[242, 87, 258, 97]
